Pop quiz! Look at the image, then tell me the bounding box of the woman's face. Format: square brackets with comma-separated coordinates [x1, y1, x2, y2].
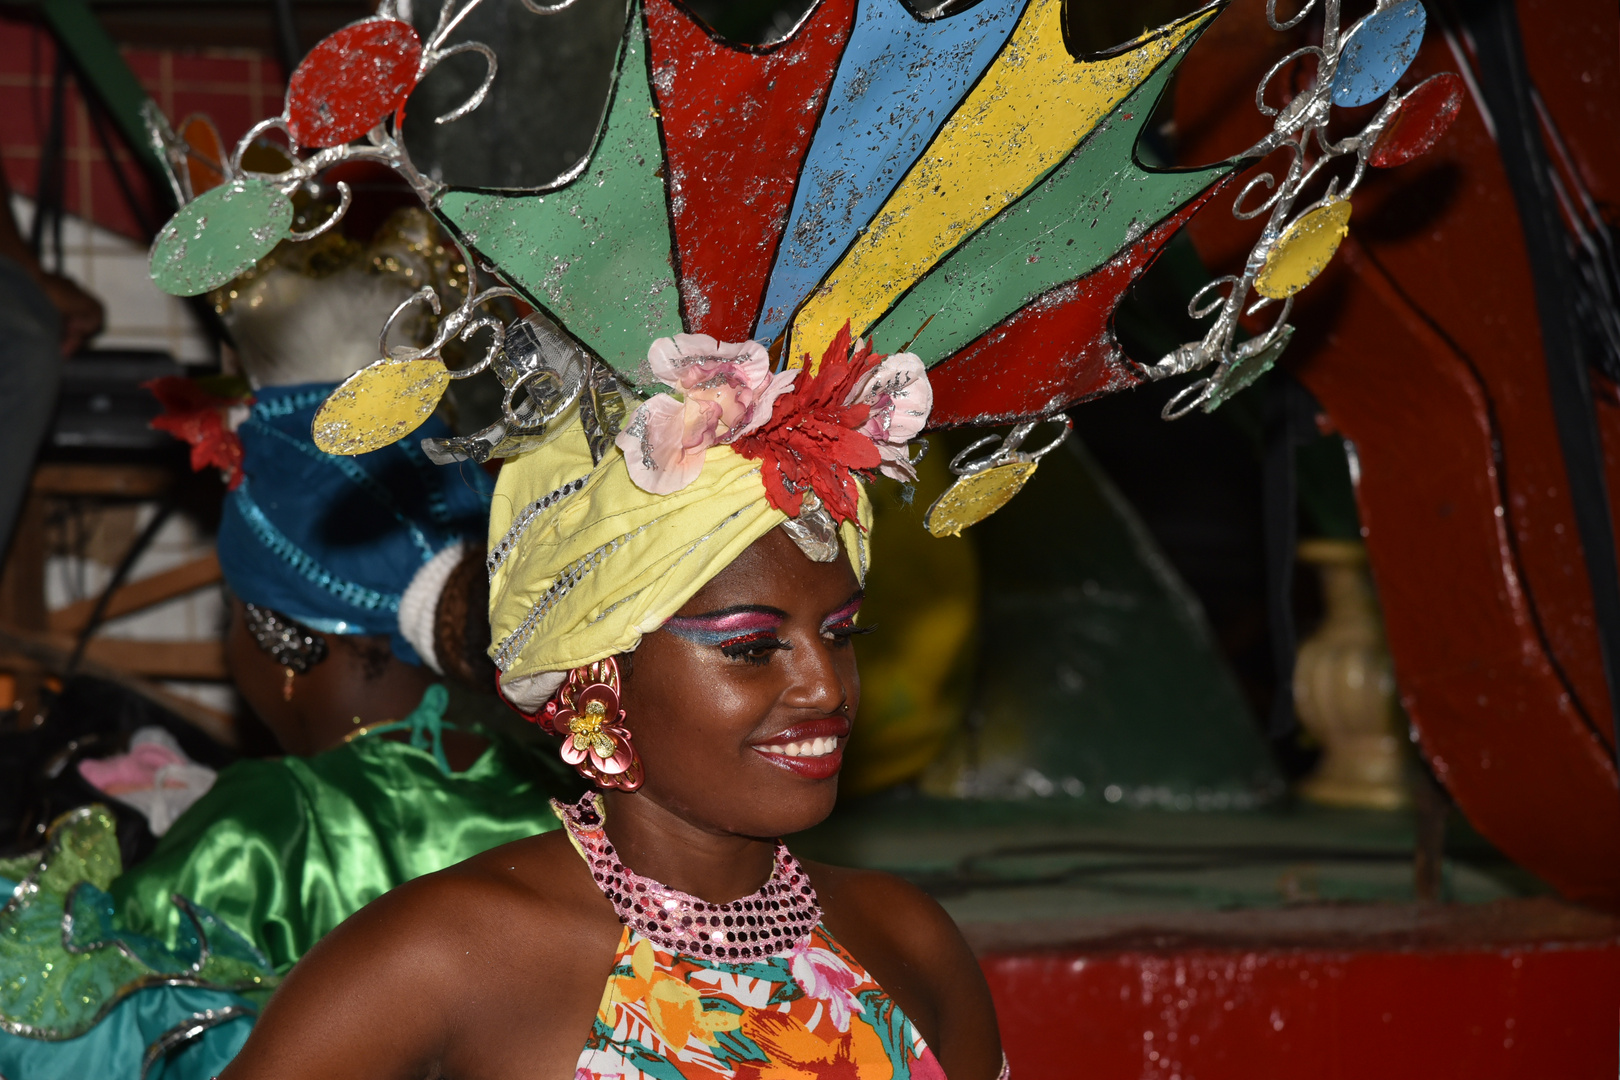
[620, 527, 864, 839]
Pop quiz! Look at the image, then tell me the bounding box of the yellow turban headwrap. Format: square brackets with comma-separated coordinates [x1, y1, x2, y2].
[487, 410, 871, 710]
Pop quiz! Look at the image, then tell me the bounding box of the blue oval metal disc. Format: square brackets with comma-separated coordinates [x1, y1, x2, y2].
[1330, 0, 1426, 108]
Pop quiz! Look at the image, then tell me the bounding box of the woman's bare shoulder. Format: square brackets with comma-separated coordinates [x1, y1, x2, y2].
[801, 860, 965, 961]
[221, 830, 622, 1080]
[335, 830, 610, 960]
[439, 828, 607, 918]
[353, 828, 627, 1015]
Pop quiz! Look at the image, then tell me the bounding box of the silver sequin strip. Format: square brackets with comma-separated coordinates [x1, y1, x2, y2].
[491, 477, 752, 670]
[487, 474, 590, 580]
[588, 586, 647, 628]
[665, 505, 747, 580]
[490, 520, 655, 671]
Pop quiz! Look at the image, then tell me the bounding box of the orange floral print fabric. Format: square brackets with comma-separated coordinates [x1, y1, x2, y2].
[575, 925, 946, 1080]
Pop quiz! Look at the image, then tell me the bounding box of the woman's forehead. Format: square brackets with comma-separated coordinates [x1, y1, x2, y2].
[676, 529, 857, 616]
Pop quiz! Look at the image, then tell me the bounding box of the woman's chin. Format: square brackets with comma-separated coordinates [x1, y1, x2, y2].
[627, 746, 845, 838]
[767, 784, 841, 838]
[730, 774, 841, 839]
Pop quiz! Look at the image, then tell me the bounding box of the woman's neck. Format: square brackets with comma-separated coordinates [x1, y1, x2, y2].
[290, 674, 487, 771]
[599, 790, 778, 906]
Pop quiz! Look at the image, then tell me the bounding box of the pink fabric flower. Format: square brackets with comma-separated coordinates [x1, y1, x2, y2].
[617, 334, 796, 495]
[846, 351, 931, 482]
[552, 682, 637, 778]
[790, 942, 866, 1033]
[79, 740, 190, 795]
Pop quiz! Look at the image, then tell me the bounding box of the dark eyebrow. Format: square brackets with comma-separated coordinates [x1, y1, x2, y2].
[672, 603, 789, 621]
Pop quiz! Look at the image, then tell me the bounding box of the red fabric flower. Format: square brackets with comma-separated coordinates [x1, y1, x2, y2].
[144, 376, 253, 490]
[730, 324, 885, 524]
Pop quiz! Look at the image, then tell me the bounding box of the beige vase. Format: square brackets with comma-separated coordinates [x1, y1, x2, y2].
[1293, 538, 1408, 809]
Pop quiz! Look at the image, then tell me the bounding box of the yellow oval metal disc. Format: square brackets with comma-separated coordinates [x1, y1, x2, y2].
[923, 461, 1039, 538]
[311, 356, 450, 456]
[1254, 199, 1353, 300]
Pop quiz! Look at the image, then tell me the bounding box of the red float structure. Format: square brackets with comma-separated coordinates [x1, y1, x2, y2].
[959, 0, 1620, 1072]
[979, 904, 1620, 1079]
[1176, 0, 1620, 907]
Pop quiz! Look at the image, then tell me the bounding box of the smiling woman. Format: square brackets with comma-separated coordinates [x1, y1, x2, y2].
[216, 331, 1005, 1080]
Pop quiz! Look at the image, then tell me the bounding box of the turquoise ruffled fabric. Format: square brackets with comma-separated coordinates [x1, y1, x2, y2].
[0, 982, 256, 1080]
[0, 807, 276, 1079]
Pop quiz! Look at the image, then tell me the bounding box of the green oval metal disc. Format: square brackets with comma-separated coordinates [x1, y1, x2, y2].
[924, 461, 1039, 538]
[1203, 326, 1296, 413]
[149, 178, 294, 297]
[311, 356, 451, 456]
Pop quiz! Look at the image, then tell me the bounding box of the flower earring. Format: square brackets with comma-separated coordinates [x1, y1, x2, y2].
[542, 657, 643, 791]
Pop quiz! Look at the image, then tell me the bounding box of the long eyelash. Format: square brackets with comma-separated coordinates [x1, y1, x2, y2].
[821, 596, 869, 640]
[719, 632, 788, 665]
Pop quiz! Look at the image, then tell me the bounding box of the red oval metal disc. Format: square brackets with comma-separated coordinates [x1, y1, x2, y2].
[1369, 72, 1465, 168]
[286, 19, 422, 149]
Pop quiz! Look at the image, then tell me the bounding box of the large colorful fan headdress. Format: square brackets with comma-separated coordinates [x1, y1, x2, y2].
[435, 0, 1229, 407]
[145, 0, 1459, 530]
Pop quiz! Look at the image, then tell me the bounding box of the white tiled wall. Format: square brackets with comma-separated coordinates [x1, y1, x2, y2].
[11, 195, 215, 364]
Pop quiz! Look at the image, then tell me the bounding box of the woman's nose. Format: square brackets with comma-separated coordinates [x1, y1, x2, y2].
[783, 636, 849, 713]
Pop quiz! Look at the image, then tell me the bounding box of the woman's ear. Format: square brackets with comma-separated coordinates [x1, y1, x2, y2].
[434, 545, 499, 693]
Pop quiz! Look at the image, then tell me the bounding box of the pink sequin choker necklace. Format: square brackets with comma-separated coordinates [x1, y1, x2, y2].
[553, 793, 821, 962]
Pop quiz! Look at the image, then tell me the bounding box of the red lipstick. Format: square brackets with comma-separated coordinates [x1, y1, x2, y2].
[750, 716, 851, 780]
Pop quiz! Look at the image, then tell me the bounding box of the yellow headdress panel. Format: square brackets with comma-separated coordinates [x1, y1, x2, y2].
[488, 414, 870, 707]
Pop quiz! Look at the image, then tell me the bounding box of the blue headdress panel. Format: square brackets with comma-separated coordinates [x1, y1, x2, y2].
[219, 382, 494, 664]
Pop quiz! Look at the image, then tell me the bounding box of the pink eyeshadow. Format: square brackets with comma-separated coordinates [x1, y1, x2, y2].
[822, 599, 862, 628]
[663, 610, 783, 646]
[667, 611, 782, 633]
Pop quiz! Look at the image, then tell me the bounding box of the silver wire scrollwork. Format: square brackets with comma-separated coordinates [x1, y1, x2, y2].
[137, 0, 630, 464]
[949, 414, 1073, 478]
[1145, 0, 1446, 419]
[418, 311, 633, 465]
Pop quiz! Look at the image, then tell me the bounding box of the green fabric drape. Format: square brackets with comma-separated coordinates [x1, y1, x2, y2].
[112, 730, 567, 973]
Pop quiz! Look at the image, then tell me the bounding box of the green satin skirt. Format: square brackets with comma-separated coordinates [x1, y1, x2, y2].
[112, 729, 573, 973]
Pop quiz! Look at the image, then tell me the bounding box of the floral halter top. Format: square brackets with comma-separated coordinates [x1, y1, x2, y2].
[557, 795, 997, 1080]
